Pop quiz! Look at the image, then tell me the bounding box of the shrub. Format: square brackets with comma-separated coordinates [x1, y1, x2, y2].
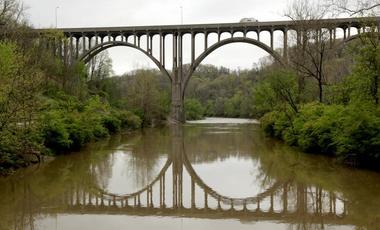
[333, 104, 380, 165]
[41, 110, 72, 152]
[114, 110, 142, 130]
[185, 98, 205, 121]
[260, 111, 280, 137]
[102, 115, 122, 133]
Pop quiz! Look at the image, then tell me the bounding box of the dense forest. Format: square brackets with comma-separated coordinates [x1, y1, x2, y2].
[0, 0, 379, 175]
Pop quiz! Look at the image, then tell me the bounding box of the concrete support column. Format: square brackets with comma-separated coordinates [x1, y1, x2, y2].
[283, 29, 288, 60]
[82, 34, 86, 54]
[333, 28, 337, 41]
[179, 33, 183, 84]
[149, 35, 153, 54]
[257, 30, 261, 41]
[69, 36, 74, 61]
[146, 32, 150, 52]
[159, 33, 163, 64]
[191, 179, 195, 208]
[88, 36, 92, 51]
[282, 183, 288, 213]
[162, 34, 166, 68]
[343, 28, 347, 39]
[270, 29, 274, 49]
[169, 33, 185, 123]
[75, 37, 79, 59]
[204, 31, 208, 51]
[315, 29, 319, 44]
[204, 192, 208, 209]
[296, 30, 301, 46]
[191, 32, 195, 63]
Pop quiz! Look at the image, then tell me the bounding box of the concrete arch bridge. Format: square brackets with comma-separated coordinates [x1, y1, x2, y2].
[37, 17, 380, 123]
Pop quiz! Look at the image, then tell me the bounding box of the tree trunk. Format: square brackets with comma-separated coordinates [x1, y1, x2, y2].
[318, 79, 323, 103]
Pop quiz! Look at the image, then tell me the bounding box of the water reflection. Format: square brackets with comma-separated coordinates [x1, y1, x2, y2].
[0, 124, 379, 230]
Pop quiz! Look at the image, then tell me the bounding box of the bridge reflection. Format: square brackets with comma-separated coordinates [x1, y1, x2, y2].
[43, 126, 348, 225]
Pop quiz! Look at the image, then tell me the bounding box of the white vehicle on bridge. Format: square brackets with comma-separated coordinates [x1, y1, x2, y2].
[240, 18, 259, 23]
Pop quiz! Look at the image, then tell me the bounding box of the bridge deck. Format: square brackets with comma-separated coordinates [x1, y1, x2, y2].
[43, 205, 353, 225]
[37, 17, 380, 37]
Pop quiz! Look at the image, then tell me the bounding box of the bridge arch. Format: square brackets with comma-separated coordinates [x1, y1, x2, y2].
[183, 37, 285, 92]
[79, 41, 172, 81]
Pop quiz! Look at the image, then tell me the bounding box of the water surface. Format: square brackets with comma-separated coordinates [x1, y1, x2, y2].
[0, 120, 379, 230]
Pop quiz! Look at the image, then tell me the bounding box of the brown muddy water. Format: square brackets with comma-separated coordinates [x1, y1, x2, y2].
[0, 118, 379, 230]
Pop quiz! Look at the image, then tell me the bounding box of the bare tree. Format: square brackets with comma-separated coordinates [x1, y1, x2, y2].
[325, 0, 380, 16]
[0, 0, 26, 26]
[87, 50, 114, 81]
[285, 0, 335, 103]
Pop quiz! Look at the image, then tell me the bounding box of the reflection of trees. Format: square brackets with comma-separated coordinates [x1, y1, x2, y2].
[125, 128, 170, 189]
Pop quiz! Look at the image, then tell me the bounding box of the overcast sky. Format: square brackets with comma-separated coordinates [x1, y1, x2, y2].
[23, 0, 290, 74]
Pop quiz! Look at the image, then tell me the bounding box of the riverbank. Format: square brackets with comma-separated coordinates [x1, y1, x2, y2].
[0, 94, 142, 176]
[260, 102, 380, 170]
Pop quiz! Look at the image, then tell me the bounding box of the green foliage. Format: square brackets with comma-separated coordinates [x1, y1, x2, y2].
[262, 102, 380, 167]
[260, 111, 283, 137]
[41, 95, 142, 154]
[93, 69, 170, 125]
[333, 103, 380, 164]
[344, 33, 380, 105]
[253, 69, 299, 116]
[0, 41, 45, 171]
[112, 110, 142, 130]
[185, 98, 205, 120]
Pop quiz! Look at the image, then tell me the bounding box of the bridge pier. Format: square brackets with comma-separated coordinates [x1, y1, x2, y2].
[169, 33, 186, 124]
[169, 83, 185, 124]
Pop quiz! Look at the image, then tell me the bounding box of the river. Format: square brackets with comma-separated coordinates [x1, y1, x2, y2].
[0, 118, 379, 230]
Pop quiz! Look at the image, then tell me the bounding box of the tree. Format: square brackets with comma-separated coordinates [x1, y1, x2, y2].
[185, 98, 205, 120]
[0, 0, 28, 43]
[0, 0, 25, 26]
[124, 70, 163, 124]
[253, 69, 299, 115]
[346, 28, 380, 105]
[325, 0, 380, 16]
[285, 0, 335, 103]
[0, 41, 44, 164]
[87, 50, 114, 81]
